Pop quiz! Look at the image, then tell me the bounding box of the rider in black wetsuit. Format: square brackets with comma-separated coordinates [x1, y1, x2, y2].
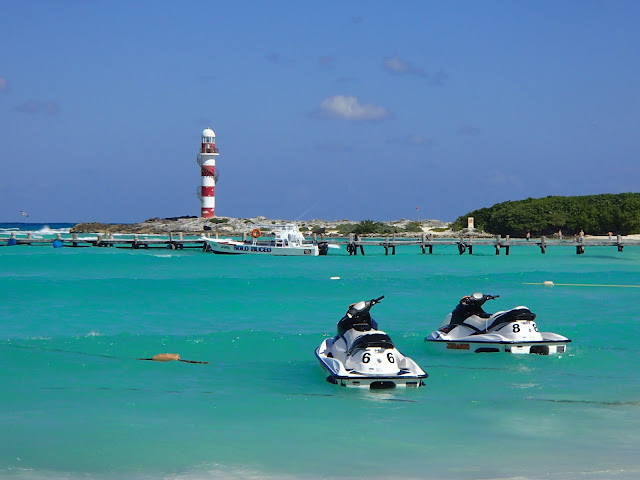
[450, 293, 494, 325]
[336, 299, 380, 335]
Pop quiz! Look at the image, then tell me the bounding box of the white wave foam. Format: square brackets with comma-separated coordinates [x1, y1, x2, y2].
[36, 225, 71, 235]
[3, 464, 639, 480]
[0, 225, 71, 236]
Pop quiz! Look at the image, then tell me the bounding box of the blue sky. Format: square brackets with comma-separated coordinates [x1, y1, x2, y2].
[1, 1, 639, 223]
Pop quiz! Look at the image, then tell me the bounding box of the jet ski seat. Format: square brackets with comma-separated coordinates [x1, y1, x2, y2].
[337, 317, 379, 336]
[352, 322, 373, 331]
[486, 307, 536, 331]
[347, 333, 395, 355]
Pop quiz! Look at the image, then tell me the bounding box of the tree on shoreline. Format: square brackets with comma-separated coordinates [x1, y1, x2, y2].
[451, 193, 640, 236]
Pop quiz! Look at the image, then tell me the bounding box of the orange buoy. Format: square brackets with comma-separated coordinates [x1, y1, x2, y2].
[251, 228, 261, 239]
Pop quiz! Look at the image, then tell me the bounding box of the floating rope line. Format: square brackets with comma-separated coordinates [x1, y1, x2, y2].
[524, 282, 640, 288]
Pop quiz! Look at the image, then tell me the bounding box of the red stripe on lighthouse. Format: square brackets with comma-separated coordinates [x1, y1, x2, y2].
[201, 207, 214, 218]
[201, 165, 216, 176]
[201, 186, 215, 196]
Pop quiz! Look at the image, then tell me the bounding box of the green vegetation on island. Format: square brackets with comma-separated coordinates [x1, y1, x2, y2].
[451, 193, 640, 236]
[330, 220, 424, 235]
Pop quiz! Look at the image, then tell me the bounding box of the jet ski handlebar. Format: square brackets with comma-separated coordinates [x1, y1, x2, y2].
[337, 296, 384, 335]
[346, 296, 384, 318]
[461, 293, 499, 305]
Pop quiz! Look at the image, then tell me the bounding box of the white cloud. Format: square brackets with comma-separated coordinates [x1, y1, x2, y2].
[317, 95, 389, 121]
[386, 134, 434, 146]
[383, 55, 448, 86]
[383, 55, 426, 77]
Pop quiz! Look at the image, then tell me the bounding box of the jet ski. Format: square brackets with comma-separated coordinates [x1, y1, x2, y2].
[425, 293, 571, 355]
[315, 296, 428, 388]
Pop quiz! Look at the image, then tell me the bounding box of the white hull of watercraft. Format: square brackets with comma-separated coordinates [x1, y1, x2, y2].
[203, 238, 319, 256]
[425, 334, 570, 355]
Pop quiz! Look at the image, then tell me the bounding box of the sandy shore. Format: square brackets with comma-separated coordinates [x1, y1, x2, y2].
[69, 216, 640, 240]
[70, 216, 454, 236]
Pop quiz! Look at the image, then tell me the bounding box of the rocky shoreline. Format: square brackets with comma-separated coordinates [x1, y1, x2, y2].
[70, 216, 464, 237]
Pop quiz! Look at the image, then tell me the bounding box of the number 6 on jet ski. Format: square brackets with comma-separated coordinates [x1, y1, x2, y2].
[425, 293, 571, 354]
[315, 296, 428, 388]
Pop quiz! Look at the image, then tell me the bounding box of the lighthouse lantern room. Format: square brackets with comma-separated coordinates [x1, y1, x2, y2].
[196, 127, 220, 218]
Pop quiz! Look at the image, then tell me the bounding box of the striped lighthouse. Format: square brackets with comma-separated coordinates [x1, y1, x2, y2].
[196, 127, 220, 218]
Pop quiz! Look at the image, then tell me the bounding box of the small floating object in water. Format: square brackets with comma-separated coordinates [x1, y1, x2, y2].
[330, 276, 340, 280]
[543, 280, 554, 286]
[138, 353, 209, 364]
[149, 353, 180, 362]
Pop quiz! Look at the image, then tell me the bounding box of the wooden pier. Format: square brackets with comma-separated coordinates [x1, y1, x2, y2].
[0, 232, 205, 249]
[337, 233, 638, 256]
[1, 231, 639, 255]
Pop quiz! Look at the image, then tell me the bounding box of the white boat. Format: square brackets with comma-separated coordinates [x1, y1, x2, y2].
[202, 223, 319, 256]
[315, 297, 428, 388]
[425, 293, 571, 355]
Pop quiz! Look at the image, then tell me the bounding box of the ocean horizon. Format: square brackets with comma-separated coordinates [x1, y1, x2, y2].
[0, 223, 75, 234]
[1, 227, 639, 479]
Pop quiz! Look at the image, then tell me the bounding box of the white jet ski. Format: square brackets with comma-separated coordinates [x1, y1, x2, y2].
[315, 296, 428, 388]
[425, 293, 571, 355]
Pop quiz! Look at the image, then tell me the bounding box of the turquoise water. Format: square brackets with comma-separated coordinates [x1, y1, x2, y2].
[1, 239, 640, 479]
